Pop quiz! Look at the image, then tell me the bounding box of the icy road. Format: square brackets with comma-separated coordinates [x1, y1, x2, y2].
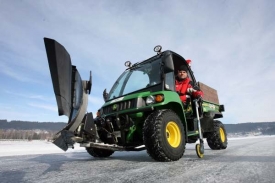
[0, 136, 275, 183]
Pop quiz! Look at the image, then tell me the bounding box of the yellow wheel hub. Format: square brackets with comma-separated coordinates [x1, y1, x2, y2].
[196, 144, 204, 158]
[166, 121, 181, 148]
[219, 127, 225, 142]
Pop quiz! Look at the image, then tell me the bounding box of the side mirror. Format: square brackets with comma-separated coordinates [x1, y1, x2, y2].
[103, 89, 109, 102]
[85, 71, 92, 94]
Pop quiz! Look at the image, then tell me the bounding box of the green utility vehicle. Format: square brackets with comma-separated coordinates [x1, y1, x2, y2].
[44, 38, 227, 161]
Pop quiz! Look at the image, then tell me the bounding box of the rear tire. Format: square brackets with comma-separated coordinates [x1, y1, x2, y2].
[86, 147, 114, 158]
[207, 120, 228, 150]
[143, 109, 186, 162]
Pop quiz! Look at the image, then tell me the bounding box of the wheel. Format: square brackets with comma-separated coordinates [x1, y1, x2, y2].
[206, 120, 228, 150]
[143, 109, 186, 162]
[86, 147, 114, 158]
[195, 144, 204, 158]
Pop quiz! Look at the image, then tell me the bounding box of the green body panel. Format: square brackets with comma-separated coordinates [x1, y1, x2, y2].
[187, 131, 199, 136]
[101, 90, 221, 143]
[101, 90, 191, 142]
[97, 50, 224, 144]
[102, 91, 184, 116]
[202, 100, 220, 113]
[126, 125, 136, 143]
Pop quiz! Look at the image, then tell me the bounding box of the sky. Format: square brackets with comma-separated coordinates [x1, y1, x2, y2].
[0, 0, 274, 124]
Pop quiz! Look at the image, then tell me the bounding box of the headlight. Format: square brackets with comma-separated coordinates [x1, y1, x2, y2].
[124, 61, 132, 67]
[154, 45, 162, 53]
[145, 94, 164, 105]
[146, 95, 155, 105]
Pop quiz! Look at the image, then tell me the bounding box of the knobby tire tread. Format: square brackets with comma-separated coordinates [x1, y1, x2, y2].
[207, 120, 228, 150]
[143, 109, 185, 162]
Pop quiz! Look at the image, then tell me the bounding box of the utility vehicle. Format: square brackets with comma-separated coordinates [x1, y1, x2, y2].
[44, 38, 227, 161]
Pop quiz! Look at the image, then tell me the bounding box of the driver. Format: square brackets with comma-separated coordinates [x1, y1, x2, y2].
[175, 65, 203, 105]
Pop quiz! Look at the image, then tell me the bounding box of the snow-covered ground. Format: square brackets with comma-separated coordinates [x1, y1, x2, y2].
[0, 140, 85, 157]
[0, 135, 274, 157]
[1, 135, 275, 183]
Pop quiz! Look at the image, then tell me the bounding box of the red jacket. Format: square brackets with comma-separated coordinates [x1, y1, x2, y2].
[175, 77, 203, 103]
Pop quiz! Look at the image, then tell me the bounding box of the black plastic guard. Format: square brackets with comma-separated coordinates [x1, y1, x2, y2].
[44, 38, 73, 118]
[44, 38, 91, 151]
[83, 112, 97, 137]
[52, 130, 75, 151]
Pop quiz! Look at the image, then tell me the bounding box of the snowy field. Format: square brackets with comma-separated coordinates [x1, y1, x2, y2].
[0, 140, 85, 157]
[0, 135, 274, 157]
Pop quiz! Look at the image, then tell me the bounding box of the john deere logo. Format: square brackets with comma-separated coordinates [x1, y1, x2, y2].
[112, 104, 117, 111]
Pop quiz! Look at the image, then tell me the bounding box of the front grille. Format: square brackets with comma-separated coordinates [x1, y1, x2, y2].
[103, 98, 137, 114]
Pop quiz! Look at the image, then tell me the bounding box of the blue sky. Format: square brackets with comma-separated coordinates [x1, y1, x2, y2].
[0, 0, 274, 124]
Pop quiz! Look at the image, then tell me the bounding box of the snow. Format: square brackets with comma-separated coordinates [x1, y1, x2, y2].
[0, 140, 85, 157]
[1, 135, 275, 183]
[227, 135, 275, 140]
[0, 135, 274, 157]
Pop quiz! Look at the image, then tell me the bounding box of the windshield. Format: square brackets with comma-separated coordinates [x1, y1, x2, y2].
[108, 60, 161, 100]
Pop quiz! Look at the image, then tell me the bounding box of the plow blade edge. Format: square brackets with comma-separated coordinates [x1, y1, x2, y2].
[44, 38, 91, 151]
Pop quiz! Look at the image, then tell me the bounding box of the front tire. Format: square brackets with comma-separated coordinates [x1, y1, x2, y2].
[207, 120, 228, 150]
[143, 109, 186, 162]
[86, 147, 114, 158]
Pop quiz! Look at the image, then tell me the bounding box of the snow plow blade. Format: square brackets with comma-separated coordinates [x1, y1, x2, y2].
[44, 38, 92, 151]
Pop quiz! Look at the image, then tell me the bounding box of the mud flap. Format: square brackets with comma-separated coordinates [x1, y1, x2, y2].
[44, 38, 92, 151]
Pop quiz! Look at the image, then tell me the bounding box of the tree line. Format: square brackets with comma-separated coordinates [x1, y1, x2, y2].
[225, 122, 275, 135]
[0, 120, 65, 140]
[0, 129, 57, 141]
[1, 120, 275, 140]
[0, 120, 66, 131]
